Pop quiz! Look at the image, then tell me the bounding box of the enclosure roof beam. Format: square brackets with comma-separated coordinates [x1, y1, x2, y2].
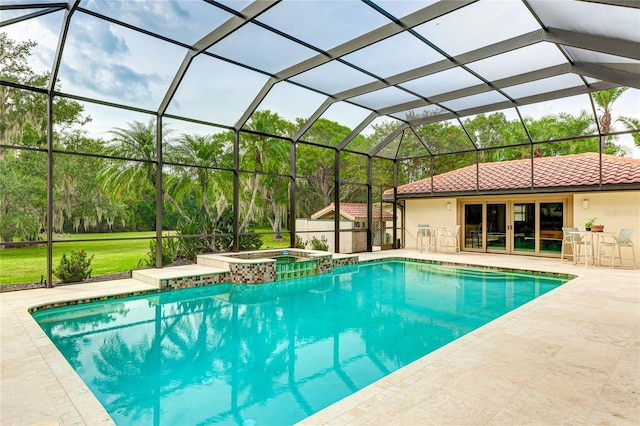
[374, 62, 626, 120]
[369, 124, 409, 157]
[234, 77, 279, 131]
[47, 0, 81, 93]
[572, 62, 640, 90]
[544, 27, 640, 61]
[331, 29, 636, 129]
[337, 112, 378, 151]
[292, 98, 335, 142]
[404, 81, 619, 129]
[0, 5, 65, 27]
[332, 29, 547, 102]
[581, 0, 640, 8]
[375, 63, 574, 117]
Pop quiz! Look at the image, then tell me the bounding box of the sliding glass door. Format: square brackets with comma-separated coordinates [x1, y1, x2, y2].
[462, 198, 566, 256]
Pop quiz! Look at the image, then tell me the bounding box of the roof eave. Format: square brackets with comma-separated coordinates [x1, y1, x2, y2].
[384, 183, 640, 200]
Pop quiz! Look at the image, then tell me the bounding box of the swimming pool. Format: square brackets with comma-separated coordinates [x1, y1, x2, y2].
[33, 260, 567, 425]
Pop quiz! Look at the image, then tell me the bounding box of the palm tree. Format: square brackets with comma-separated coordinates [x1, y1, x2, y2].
[240, 110, 291, 235]
[618, 116, 640, 148]
[99, 119, 191, 223]
[168, 133, 233, 220]
[167, 132, 234, 251]
[592, 87, 628, 152]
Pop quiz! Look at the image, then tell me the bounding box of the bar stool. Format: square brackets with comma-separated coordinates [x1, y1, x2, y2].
[561, 227, 580, 263]
[598, 229, 636, 268]
[439, 225, 461, 253]
[417, 224, 436, 252]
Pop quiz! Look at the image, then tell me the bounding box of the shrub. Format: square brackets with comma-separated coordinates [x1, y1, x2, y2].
[213, 207, 262, 252]
[53, 249, 94, 283]
[294, 234, 306, 249]
[239, 232, 263, 251]
[176, 218, 212, 261]
[309, 235, 329, 251]
[138, 238, 176, 268]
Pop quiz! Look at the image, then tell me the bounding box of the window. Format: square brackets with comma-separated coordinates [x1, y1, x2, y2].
[514, 204, 527, 222]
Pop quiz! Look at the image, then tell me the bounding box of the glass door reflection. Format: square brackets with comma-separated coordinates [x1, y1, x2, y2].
[513, 203, 535, 253]
[464, 204, 483, 249]
[486, 203, 506, 251]
[540, 202, 564, 254]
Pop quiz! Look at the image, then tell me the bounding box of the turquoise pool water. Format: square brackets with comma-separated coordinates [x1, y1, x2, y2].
[33, 260, 567, 425]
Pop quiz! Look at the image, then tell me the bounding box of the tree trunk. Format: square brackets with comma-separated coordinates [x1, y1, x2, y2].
[268, 199, 283, 240]
[320, 174, 331, 207]
[202, 190, 211, 218]
[600, 111, 611, 152]
[239, 174, 260, 233]
[163, 192, 192, 224]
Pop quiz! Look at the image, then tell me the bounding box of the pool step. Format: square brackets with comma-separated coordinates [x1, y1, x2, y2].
[132, 264, 230, 290]
[197, 253, 236, 269]
[132, 252, 360, 289]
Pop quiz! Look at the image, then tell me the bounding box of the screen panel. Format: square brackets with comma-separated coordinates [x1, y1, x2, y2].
[256, 0, 389, 51]
[58, 11, 187, 110]
[167, 55, 270, 126]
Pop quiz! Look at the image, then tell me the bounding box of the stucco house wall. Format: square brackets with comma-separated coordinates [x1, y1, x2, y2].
[572, 191, 640, 257]
[404, 198, 458, 250]
[297, 203, 396, 253]
[403, 191, 638, 267]
[295, 219, 365, 253]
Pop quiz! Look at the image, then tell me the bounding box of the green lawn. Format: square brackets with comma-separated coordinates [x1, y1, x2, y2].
[256, 228, 291, 249]
[0, 232, 155, 285]
[1, 229, 291, 285]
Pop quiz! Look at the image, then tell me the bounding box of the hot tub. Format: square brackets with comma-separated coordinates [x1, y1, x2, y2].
[198, 249, 333, 284]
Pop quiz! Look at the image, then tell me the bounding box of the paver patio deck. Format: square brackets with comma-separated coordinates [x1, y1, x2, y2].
[1, 250, 638, 425]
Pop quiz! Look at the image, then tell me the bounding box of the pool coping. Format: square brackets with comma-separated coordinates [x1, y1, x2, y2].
[354, 256, 576, 279]
[1, 250, 638, 425]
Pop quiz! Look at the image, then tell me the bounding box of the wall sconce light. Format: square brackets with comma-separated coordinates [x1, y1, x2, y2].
[446, 202, 452, 211]
[582, 199, 589, 209]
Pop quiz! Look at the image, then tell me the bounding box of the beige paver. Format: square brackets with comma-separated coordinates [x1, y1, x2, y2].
[1, 251, 638, 425]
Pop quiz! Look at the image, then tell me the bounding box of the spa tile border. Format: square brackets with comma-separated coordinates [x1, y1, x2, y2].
[28, 288, 162, 313]
[161, 271, 230, 289]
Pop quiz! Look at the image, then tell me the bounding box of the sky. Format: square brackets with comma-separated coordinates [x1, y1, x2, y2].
[4, 0, 639, 157]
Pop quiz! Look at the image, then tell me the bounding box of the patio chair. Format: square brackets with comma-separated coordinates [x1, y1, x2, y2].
[561, 227, 581, 263]
[439, 225, 461, 253]
[417, 224, 436, 252]
[597, 229, 636, 268]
